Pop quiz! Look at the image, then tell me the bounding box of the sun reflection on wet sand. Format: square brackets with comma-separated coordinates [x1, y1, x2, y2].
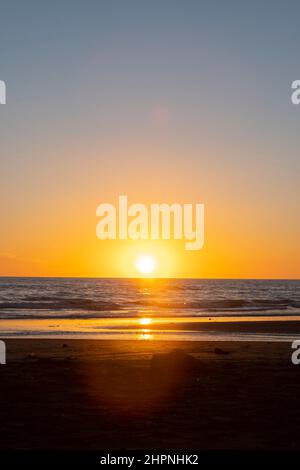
[138, 330, 153, 340]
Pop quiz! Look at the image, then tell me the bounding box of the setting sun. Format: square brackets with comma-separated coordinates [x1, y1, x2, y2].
[135, 255, 156, 276]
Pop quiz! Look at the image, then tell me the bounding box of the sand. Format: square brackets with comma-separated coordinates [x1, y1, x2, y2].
[0, 334, 300, 450]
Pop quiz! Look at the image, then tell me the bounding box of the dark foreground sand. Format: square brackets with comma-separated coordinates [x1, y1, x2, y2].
[0, 336, 300, 450]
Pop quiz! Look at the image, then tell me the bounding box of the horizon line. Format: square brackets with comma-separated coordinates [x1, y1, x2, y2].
[0, 275, 299, 281]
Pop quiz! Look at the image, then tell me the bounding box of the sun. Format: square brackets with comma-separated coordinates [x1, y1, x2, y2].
[135, 254, 156, 276]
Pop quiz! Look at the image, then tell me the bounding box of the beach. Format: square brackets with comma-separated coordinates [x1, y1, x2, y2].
[1, 333, 300, 450]
[1, 278, 300, 451]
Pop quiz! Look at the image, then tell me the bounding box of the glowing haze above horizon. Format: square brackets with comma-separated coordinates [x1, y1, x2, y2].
[0, 1, 300, 279]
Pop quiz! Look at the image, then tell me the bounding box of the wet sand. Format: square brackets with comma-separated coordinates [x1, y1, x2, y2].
[2, 317, 300, 341]
[1, 336, 300, 450]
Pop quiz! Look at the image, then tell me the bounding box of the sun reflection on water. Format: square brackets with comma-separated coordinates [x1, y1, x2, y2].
[139, 317, 152, 326]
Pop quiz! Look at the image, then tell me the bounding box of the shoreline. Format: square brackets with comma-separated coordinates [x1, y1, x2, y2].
[2, 317, 300, 341]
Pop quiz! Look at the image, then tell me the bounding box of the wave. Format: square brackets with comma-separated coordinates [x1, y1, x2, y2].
[125, 298, 300, 310]
[0, 298, 121, 311]
[0, 298, 300, 311]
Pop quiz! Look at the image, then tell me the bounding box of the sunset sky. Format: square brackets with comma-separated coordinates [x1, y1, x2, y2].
[0, 1, 299, 278]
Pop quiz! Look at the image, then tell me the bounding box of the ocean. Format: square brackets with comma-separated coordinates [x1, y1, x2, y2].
[0, 277, 300, 340]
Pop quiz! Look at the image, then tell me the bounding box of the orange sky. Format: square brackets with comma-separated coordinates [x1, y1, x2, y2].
[1, 161, 299, 279]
